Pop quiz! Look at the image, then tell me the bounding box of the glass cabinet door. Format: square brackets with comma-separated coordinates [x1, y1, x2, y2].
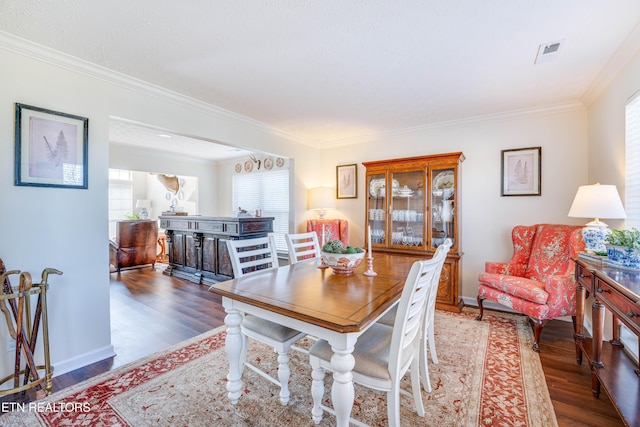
[389, 169, 425, 249]
[431, 167, 455, 248]
[367, 172, 387, 246]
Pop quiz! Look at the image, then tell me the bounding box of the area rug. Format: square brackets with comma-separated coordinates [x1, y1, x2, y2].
[0, 309, 557, 427]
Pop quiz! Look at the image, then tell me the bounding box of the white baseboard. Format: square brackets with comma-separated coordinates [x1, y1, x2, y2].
[461, 296, 518, 314]
[51, 345, 116, 378]
[461, 296, 574, 323]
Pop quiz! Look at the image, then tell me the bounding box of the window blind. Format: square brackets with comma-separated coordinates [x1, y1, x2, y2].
[622, 92, 640, 362]
[232, 169, 290, 252]
[108, 169, 133, 238]
[626, 91, 640, 228]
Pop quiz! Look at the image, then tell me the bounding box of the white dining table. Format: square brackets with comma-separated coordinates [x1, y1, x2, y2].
[209, 253, 422, 426]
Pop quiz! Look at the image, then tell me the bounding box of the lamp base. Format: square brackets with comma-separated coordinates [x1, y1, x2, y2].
[139, 208, 149, 220]
[582, 220, 610, 253]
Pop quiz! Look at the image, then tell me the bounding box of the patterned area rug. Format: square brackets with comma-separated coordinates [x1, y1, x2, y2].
[0, 309, 557, 426]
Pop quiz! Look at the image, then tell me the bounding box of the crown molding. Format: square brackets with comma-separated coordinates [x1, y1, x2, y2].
[316, 101, 586, 149]
[0, 31, 307, 146]
[582, 20, 640, 106]
[0, 31, 589, 150]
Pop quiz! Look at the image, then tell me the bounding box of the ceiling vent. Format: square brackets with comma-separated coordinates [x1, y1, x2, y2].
[534, 39, 565, 64]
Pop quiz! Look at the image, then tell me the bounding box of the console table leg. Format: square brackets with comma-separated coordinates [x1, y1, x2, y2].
[575, 284, 586, 365]
[591, 299, 605, 368]
[591, 367, 601, 398]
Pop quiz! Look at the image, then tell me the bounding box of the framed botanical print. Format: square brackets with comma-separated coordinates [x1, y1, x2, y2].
[501, 146, 541, 196]
[336, 164, 357, 199]
[15, 103, 89, 189]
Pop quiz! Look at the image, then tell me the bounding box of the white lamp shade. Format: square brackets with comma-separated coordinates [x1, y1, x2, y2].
[568, 184, 626, 220]
[308, 187, 336, 211]
[136, 199, 151, 209]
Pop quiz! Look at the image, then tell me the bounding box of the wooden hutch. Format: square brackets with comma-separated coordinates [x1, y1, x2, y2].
[159, 215, 274, 285]
[363, 152, 464, 312]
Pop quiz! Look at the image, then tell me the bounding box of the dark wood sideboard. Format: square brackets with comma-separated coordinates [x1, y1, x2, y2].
[574, 258, 640, 426]
[159, 216, 274, 285]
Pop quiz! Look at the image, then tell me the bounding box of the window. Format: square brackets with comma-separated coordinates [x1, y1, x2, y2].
[108, 169, 133, 238]
[621, 92, 640, 362]
[626, 91, 640, 228]
[232, 169, 290, 252]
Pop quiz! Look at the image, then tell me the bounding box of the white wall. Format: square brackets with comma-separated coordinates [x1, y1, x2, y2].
[587, 48, 640, 205]
[584, 46, 640, 339]
[317, 109, 589, 303]
[0, 44, 318, 379]
[110, 145, 212, 217]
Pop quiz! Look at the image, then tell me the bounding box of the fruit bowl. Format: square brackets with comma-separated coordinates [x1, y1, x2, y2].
[320, 251, 366, 274]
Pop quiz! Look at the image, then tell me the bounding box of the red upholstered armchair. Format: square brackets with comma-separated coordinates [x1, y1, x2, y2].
[476, 224, 585, 352]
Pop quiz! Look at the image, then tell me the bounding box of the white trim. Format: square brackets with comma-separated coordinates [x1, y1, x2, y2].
[316, 101, 585, 149]
[51, 345, 116, 378]
[0, 31, 305, 146]
[0, 30, 589, 150]
[461, 296, 520, 313]
[582, 20, 640, 106]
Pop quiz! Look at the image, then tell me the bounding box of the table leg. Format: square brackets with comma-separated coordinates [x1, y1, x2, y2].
[224, 307, 244, 404]
[574, 283, 586, 365]
[591, 298, 605, 368]
[329, 344, 355, 427]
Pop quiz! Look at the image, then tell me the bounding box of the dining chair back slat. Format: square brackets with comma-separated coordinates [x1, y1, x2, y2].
[285, 232, 321, 264]
[226, 235, 279, 278]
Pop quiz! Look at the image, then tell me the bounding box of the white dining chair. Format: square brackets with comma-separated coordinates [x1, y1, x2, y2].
[285, 232, 321, 264]
[376, 238, 452, 392]
[225, 235, 307, 405]
[308, 253, 444, 426]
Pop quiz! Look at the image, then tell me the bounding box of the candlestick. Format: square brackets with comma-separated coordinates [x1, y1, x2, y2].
[364, 256, 377, 276]
[367, 225, 372, 258]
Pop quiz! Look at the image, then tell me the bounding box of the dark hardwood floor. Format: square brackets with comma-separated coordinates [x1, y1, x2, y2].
[1, 266, 626, 425]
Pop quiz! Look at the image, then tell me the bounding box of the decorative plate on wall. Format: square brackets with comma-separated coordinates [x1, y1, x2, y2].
[235, 163, 242, 173]
[264, 157, 273, 170]
[244, 160, 253, 172]
[276, 157, 285, 168]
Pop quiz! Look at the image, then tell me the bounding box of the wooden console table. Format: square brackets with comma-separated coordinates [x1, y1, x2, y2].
[159, 216, 273, 285]
[574, 258, 640, 426]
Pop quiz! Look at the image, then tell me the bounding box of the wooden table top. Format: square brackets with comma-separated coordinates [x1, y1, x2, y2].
[210, 252, 425, 333]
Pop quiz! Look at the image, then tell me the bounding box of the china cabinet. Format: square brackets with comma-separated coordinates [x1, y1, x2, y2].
[363, 152, 464, 311]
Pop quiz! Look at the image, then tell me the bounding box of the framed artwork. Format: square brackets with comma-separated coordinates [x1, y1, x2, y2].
[336, 164, 357, 199]
[501, 146, 541, 196]
[15, 103, 88, 189]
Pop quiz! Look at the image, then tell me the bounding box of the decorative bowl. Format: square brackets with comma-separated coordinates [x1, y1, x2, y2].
[320, 251, 366, 274]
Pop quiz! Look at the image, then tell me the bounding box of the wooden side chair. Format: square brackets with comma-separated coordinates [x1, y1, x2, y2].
[309, 254, 444, 426]
[376, 238, 452, 392]
[285, 232, 321, 264]
[225, 235, 307, 405]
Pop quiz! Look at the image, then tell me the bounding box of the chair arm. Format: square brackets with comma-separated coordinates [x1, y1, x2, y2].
[109, 240, 119, 268]
[484, 261, 526, 276]
[544, 274, 577, 317]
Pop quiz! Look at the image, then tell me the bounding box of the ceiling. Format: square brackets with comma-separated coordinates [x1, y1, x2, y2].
[2, 1, 640, 158]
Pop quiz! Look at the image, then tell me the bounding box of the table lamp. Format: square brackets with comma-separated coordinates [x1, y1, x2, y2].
[308, 187, 335, 219]
[136, 199, 151, 219]
[568, 183, 626, 253]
